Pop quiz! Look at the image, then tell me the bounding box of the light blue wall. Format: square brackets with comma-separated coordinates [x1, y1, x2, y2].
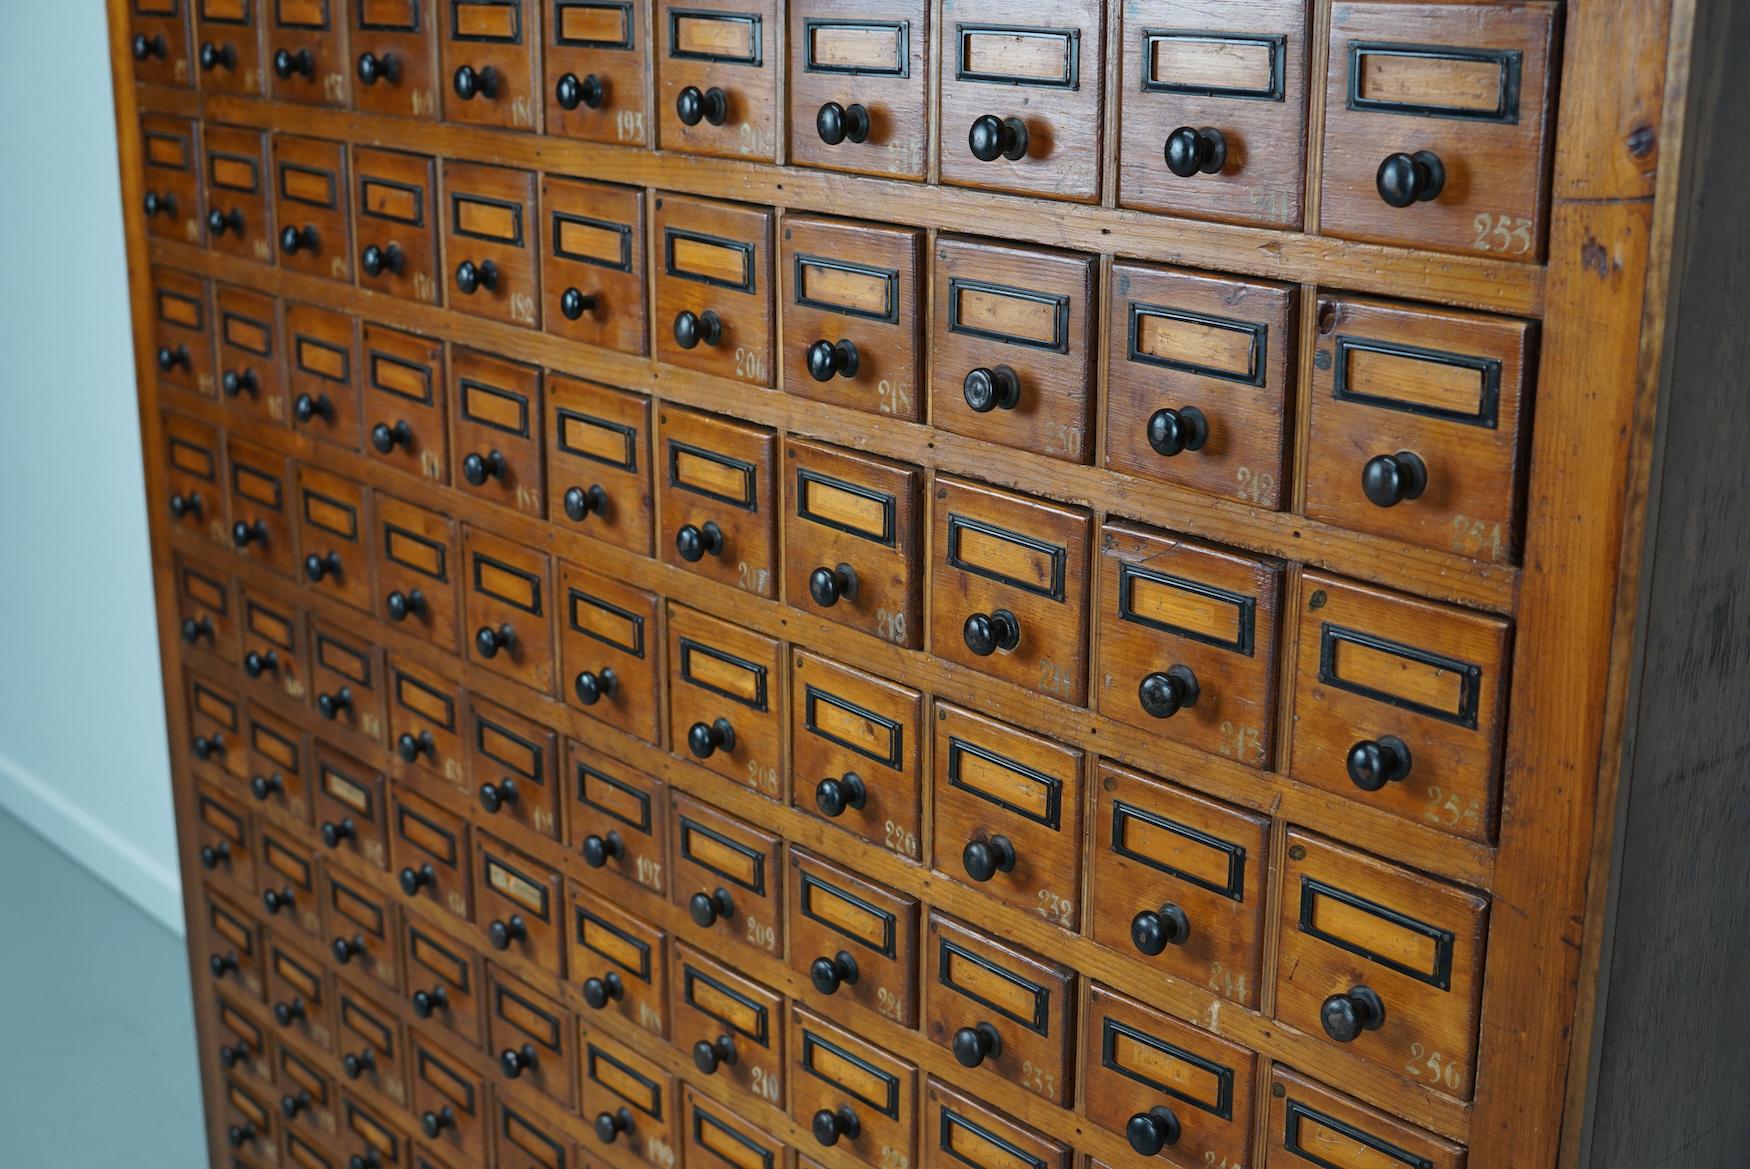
[0, 4, 181, 931]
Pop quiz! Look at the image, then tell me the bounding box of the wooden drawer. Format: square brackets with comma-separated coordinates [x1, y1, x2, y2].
[1275, 831, 1489, 1101]
[560, 561, 663, 744]
[1265, 1066, 1467, 1169]
[476, 830, 566, 976]
[310, 618, 389, 742]
[1091, 761, 1269, 1008]
[1318, 2, 1559, 259]
[684, 1088, 793, 1169]
[783, 439, 923, 646]
[393, 786, 475, 922]
[340, 1093, 409, 1169]
[1306, 297, 1535, 562]
[196, 0, 266, 96]
[924, 911, 1075, 1106]
[323, 865, 402, 992]
[671, 792, 785, 961]
[352, 147, 441, 304]
[488, 966, 577, 1109]
[653, 195, 776, 385]
[141, 114, 204, 244]
[570, 885, 670, 1037]
[411, 1028, 489, 1163]
[789, 848, 919, 1027]
[285, 1125, 338, 1169]
[130, 0, 194, 86]
[790, 650, 924, 863]
[213, 986, 275, 1084]
[273, 135, 352, 281]
[790, 1006, 917, 1169]
[335, 977, 409, 1110]
[1083, 983, 1255, 1168]
[937, 0, 1104, 202]
[493, 1092, 580, 1169]
[205, 888, 266, 1000]
[929, 476, 1092, 703]
[781, 216, 924, 419]
[176, 558, 239, 666]
[656, 0, 779, 159]
[923, 1079, 1068, 1169]
[1118, 0, 1309, 227]
[313, 741, 391, 870]
[204, 124, 275, 263]
[215, 284, 285, 425]
[1105, 264, 1297, 507]
[1291, 572, 1511, 843]
[667, 605, 785, 798]
[256, 821, 322, 941]
[276, 1031, 341, 1142]
[568, 741, 669, 898]
[153, 268, 216, 398]
[218, 1073, 279, 1161]
[581, 1030, 679, 1169]
[932, 702, 1085, 930]
[295, 467, 373, 612]
[350, 0, 440, 118]
[673, 941, 785, 1106]
[931, 238, 1098, 463]
[466, 693, 562, 840]
[163, 410, 227, 541]
[189, 674, 249, 782]
[450, 347, 545, 516]
[404, 917, 484, 1047]
[541, 177, 648, 353]
[245, 705, 310, 820]
[267, 0, 350, 105]
[462, 524, 557, 694]
[548, 377, 655, 555]
[657, 406, 778, 595]
[266, 929, 334, 1050]
[546, 0, 652, 144]
[1095, 521, 1284, 765]
[442, 0, 541, 130]
[362, 323, 448, 483]
[285, 302, 362, 448]
[787, 0, 929, 179]
[375, 492, 460, 655]
[443, 163, 541, 327]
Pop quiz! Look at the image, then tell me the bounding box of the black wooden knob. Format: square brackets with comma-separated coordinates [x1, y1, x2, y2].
[693, 1034, 737, 1073]
[582, 831, 623, 867]
[673, 308, 723, 349]
[350, 1151, 383, 1169]
[501, 1043, 539, 1078]
[479, 777, 519, 813]
[688, 886, 736, 927]
[557, 72, 606, 110]
[372, 419, 413, 453]
[488, 914, 528, 950]
[356, 50, 400, 85]
[211, 951, 240, 977]
[816, 101, 871, 145]
[398, 729, 435, 761]
[332, 934, 367, 964]
[227, 1123, 258, 1148]
[455, 258, 500, 295]
[676, 85, 728, 126]
[273, 1085, 307, 1117]
[144, 190, 177, 218]
[133, 33, 167, 60]
[962, 365, 1020, 412]
[280, 223, 318, 255]
[564, 483, 608, 522]
[169, 492, 203, 520]
[1147, 406, 1209, 456]
[410, 985, 448, 1017]
[304, 549, 341, 582]
[687, 717, 736, 759]
[274, 997, 307, 1026]
[812, 1106, 860, 1147]
[675, 520, 725, 561]
[1164, 126, 1227, 177]
[561, 287, 598, 320]
[158, 344, 191, 372]
[274, 47, 315, 79]
[968, 114, 1028, 162]
[1130, 903, 1191, 955]
[199, 841, 231, 869]
[399, 863, 436, 896]
[1138, 666, 1201, 719]
[807, 338, 860, 382]
[321, 818, 356, 848]
[262, 887, 295, 915]
[1127, 1107, 1182, 1156]
[422, 1106, 456, 1138]
[952, 1022, 1002, 1068]
[574, 667, 618, 705]
[294, 392, 334, 424]
[1321, 986, 1386, 1042]
[218, 1040, 251, 1068]
[962, 609, 1020, 656]
[1377, 150, 1446, 207]
[208, 207, 243, 236]
[462, 449, 508, 485]
[181, 616, 213, 644]
[961, 834, 1016, 882]
[201, 41, 238, 71]
[361, 242, 405, 278]
[814, 773, 867, 817]
[475, 622, 517, 659]
[221, 368, 258, 397]
[809, 563, 859, 608]
[1347, 736, 1412, 792]
[317, 686, 352, 719]
[342, 1048, 376, 1079]
[811, 950, 860, 995]
[583, 971, 625, 1009]
[192, 733, 226, 761]
[1361, 451, 1428, 507]
[383, 586, 427, 621]
[250, 772, 284, 801]
[452, 63, 499, 100]
[596, 1108, 635, 1144]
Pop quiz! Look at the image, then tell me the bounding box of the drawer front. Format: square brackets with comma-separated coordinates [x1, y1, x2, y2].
[790, 650, 924, 863]
[938, 0, 1104, 202]
[1105, 264, 1297, 507]
[189, 673, 249, 781]
[781, 215, 925, 419]
[267, 0, 351, 104]
[929, 476, 1092, 702]
[310, 618, 389, 742]
[245, 705, 310, 821]
[285, 302, 363, 448]
[350, 0, 441, 117]
[560, 561, 663, 744]
[657, 406, 778, 595]
[488, 967, 576, 1108]
[141, 114, 204, 244]
[1306, 297, 1535, 561]
[653, 195, 776, 384]
[932, 702, 1085, 929]
[404, 917, 483, 1045]
[783, 439, 923, 646]
[1319, 2, 1558, 259]
[1291, 573, 1510, 843]
[931, 238, 1097, 463]
[213, 986, 275, 1083]
[256, 822, 323, 940]
[541, 177, 648, 353]
[548, 377, 655, 555]
[193, 783, 251, 902]
[295, 467, 373, 612]
[219, 1072, 279, 1160]
[154, 268, 217, 397]
[656, 0, 780, 159]
[922, 1078, 1069, 1169]
[362, 324, 449, 483]
[467, 693, 562, 840]
[1266, 1066, 1468, 1169]
[1118, 0, 1309, 227]
[1096, 522, 1284, 765]
[443, 162, 542, 326]
[673, 941, 786, 1106]
[335, 979, 409, 1109]
[546, 0, 653, 143]
[266, 931, 334, 1049]
[463, 524, 557, 694]
[163, 410, 227, 542]
[442, 0, 541, 130]
[493, 1093, 577, 1169]
[789, 848, 919, 1027]
[1083, 984, 1255, 1169]
[276, 1022, 341, 1139]
[924, 912, 1075, 1106]
[393, 787, 475, 922]
[353, 147, 442, 303]
[684, 1087, 793, 1169]
[476, 831, 566, 975]
[570, 885, 670, 1038]
[341, 1093, 408, 1169]
[131, 0, 194, 86]
[451, 347, 545, 515]
[790, 1006, 917, 1169]
[205, 889, 265, 999]
[323, 866, 401, 992]
[1091, 762, 1269, 1008]
[177, 558, 239, 666]
[375, 492, 460, 654]
[582, 1030, 680, 1169]
[411, 1029, 488, 1161]
[1275, 831, 1489, 1100]
[787, 0, 929, 179]
[671, 792, 785, 961]
[312, 742, 390, 870]
[238, 582, 308, 702]
[215, 284, 286, 426]
[204, 124, 275, 263]
[196, 0, 266, 96]
[569, 742, 669, 898]
[668, 605, 785, 797]
[274, 135, 353, 281]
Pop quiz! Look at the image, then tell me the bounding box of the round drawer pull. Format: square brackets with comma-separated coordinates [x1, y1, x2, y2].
[304, 549, 342, 583]
[1147, 406, 1208, 457]
[557, 72, 606, 110]
[280, 223, 318, 256]
[452, 64, 499, 101]
[261, 887, 295, 914]
[561, 287, 599, 320]
[273, 47, 316, 80]
[321, 818, 356, 848]
[1130, 903, 1191, 955]
[371, 419, 414, 454]
[809, 563, 859, 608]
[250, 773, 284, 801]
[332, 934, 367, 964]
[1127, 1107, 1182, 1156]
[1164, 126, 1227, 177]
[227, 1123, 258, 1149]
[455, 258, 500, 295]
[475, 622, 517, 659]
[180, 616, 214, 645]
[221, 368, 258, 397]
[1321, 985, 1386, 1042]
[158, 345, 191, 372]
[200, 41, 238, 71]
[410, 985, 449, 1017]
[693, 1033, 738, 1073]
[398, 729, 436, 761]
[1362, 450, 1428, 508]
[951, 1021, 1002, 1068]
[479, 777, 519, 813]
[133, 34, 168, 61]
[675, 520, 725, 561]
[356, 51, 400, 86]
[963, 365, 1020, 413]
[208, 207, 244, 237]
[242, 646, 280, 677]
[399, 863, 436, 896]
[210, 951, 240, 978]
[574, 667, 618, 706]
[807, 338, 860, 382]
[688, 886, 736, 927]
[674, 308, 723, 349]
[487, 914, 528, 950]
[273, 997, 307, 1026]
[687, 717, 735, 759]
[961, 834, 1016, 882]
[342, 1048, 376, 1079]
[962, 608, 1020, 657]
[294, 392, 335, 424]
[169, 492, 203, 521]
[676, 85, 729, 127]
[422, 1106, 457, 1138]
[816, 101, 871, 145]
[582, 971, 625, 1009]
[564, 483, 609, 521]
[1347, 736, 1413, 791]
[582, 831, 623, 867]
[1376, 150, 1446, 208]
[198, 841, 231, 869]
[218, 1040, 251, 1068]
[144, 190, 178, 218]
[361, 242, 405, 278]
[384, 587, 426, 620]
[501, 1044, 539, 1078]
[810, 950, 860, 995]
[281, 1091, 312, 1121]
[814, 772, 867, 817]
[317, 686, 353, 719]
[596, 1107, 635, 1144]
[812, 1105, 861, 1147]
[968, 115, 1028, 162]
[462, 449, 509, 486]
[192, 733, 226, 761]
[1138, 666, 1200, 719]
